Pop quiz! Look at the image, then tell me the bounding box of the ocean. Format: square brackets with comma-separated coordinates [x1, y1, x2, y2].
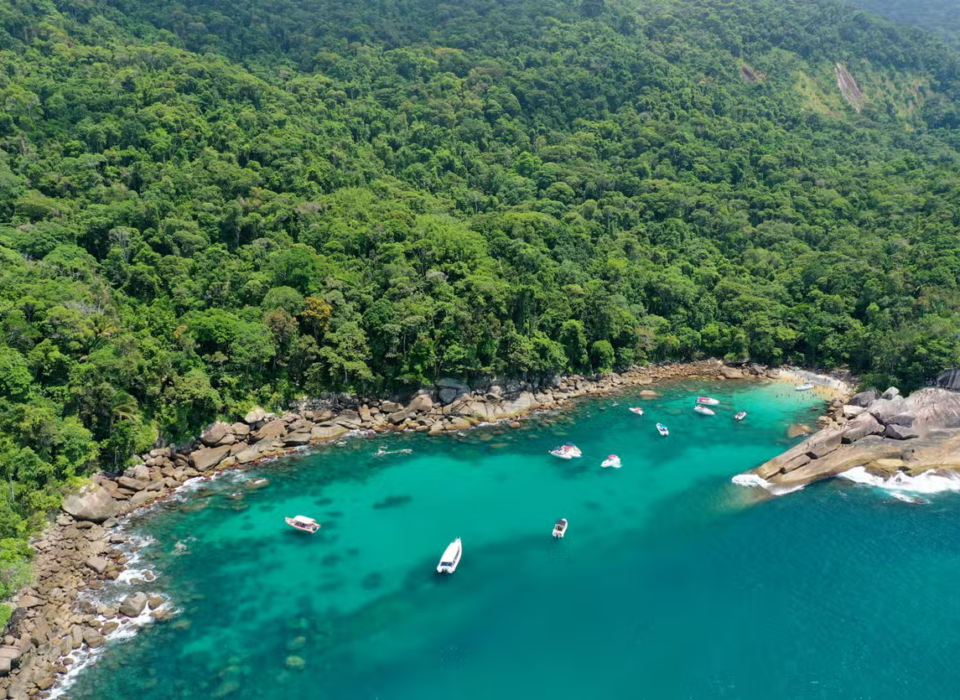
[62, 380, 960, 699]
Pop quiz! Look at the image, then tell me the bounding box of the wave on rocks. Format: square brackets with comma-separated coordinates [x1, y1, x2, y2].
[839, 466, 960, 495]
[731, 473, 805, 496]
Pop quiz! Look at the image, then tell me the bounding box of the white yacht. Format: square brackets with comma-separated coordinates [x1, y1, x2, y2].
[601, 455, 622, 468]
[628, 407, 644, 416]
[694, 405, 715, 416]
[552, 518, 568, 538]
[436, 538, 462, 574]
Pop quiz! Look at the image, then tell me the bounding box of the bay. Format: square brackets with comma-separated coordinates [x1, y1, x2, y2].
[66, 380, 960, 699]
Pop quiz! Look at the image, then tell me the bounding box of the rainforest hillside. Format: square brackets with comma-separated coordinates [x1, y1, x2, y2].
[2, 0, 960, 584]
[850, 0, 960, 41]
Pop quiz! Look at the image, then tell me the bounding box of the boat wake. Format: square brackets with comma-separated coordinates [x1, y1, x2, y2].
[374, 446, 413, 457]
[839, 466, 960, 495]
[730, 473, 804, 496]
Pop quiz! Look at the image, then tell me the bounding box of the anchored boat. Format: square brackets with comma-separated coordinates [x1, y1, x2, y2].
[601, 455, 622, 469]
[694, 405, 715, 416]
[656, 423, 669, 436]
[628, 407, 644, 416]
[436, 538, 462, 574]
[552, 518, 568, 538]
[734, 411, 747, 422]
[696, 396, 720, 406]
[550, 443, 582, 459]
[285, 515, 320, 534]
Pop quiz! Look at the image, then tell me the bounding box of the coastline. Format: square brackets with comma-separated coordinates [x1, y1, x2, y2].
[1, 360, 799, 699]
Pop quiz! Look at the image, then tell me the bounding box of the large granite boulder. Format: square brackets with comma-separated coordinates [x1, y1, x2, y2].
[310, 426, 348, 441]
[62, 484, 118, 523]
[253, 419, 287, 440]
[884, 424, 919, 440]
[124, 464, 150, 481]
[904, 388, 960, 431]
[407, 394, 434, 413]
[848, 389, 878, 408]
[437, 378, 469, 405]
[718, 365, 743, 379]
[867, 396, 907, 424]
[881, 387, 901, 400]
[199, 421, 232, 446]
[119, 592, 148, 617]
[190, 444, 233, 471]
[841, 412, 884, 443]
[244, 406, 267, 424]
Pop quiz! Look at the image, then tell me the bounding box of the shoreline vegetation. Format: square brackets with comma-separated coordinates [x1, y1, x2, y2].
[0, 360, 833, 699]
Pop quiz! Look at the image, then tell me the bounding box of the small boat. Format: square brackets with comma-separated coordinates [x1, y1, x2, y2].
[696, 396, 720, 406]
[656, 423, 669, 436]
[601, 455, 622, 469]
[694, 405, 715, 416]
[552, 518, 568, 538]
[795, 382, 815, 391]
[734, 411, 747, 422]
[628, 407, 644, 416]
[285, 515, 320, 534]
[436, 537, 462, 574]
[549, 443, 582, 459]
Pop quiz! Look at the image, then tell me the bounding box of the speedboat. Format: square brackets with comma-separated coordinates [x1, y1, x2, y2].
[436, 538, 462, 574]
[795, 382, 814, 391]
[656, 423, 669, 436]
[549, 443, 582, 459]
[601, 455, 622, 469]
[734, 411, 747, 422]
[694, 405, 715, 416]
[628, 407, 644, 416]
[552, 518, 568, 538]
[696, 396, 720, 406]
[285, 515, 320, 534]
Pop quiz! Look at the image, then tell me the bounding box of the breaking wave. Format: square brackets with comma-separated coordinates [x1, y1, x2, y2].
[839, 466, 960, 494]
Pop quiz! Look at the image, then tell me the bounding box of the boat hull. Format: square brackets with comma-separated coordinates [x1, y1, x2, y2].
[437, 539, 462, 574]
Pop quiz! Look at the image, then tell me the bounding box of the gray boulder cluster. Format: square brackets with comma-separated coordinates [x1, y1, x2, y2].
[0, 512, 165, 699]
[750, 387, 960, 489]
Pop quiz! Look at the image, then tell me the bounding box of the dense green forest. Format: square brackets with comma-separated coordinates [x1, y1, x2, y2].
[851, 0, 960, 41]
[2, 0, 960, 588]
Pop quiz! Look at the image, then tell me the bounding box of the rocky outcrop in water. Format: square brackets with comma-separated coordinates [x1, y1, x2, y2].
[745, 387, 960, 489]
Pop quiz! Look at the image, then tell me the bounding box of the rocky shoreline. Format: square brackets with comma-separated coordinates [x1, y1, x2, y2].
[740, 385, 960, 491]
[2, 360, 781, 699]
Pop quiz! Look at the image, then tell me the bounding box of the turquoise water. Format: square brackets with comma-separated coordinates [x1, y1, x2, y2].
[66, 381, 960, 699]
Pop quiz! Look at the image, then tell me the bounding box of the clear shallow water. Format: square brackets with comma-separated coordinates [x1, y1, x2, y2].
[66, 381, 960, 699]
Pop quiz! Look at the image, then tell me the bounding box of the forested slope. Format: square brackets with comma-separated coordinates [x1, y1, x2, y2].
[2, 0, 960, 581]
[850, 0, 960, 41]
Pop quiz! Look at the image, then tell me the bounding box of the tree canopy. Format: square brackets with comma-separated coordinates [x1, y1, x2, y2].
[2, 0, 960, 584]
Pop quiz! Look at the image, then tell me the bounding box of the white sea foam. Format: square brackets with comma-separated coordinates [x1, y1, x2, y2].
[48, 600, 171, 699]
[839, 466, 960, 494]
[731, 473, 805, 496]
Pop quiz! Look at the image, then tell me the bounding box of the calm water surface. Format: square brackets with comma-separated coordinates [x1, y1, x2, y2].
[66, 381, 960, 699]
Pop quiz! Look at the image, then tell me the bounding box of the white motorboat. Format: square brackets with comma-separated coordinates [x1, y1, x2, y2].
[550, 443, 582, 459]
[628, 407, 644, 416]
[734, 411, 747, 422]
[696, 396, 720, 406]
[656, 423, 669, 436]
[552, 518, 568, 538]
[436, 538, 462, 574]
[694, 405, 715, 416]
[795, 382, 815, 391]
[285, 515, 320, 534]
[601, 455, 622, 469]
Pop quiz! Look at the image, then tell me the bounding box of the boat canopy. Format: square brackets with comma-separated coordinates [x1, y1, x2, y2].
[292, 515, 316, 525]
